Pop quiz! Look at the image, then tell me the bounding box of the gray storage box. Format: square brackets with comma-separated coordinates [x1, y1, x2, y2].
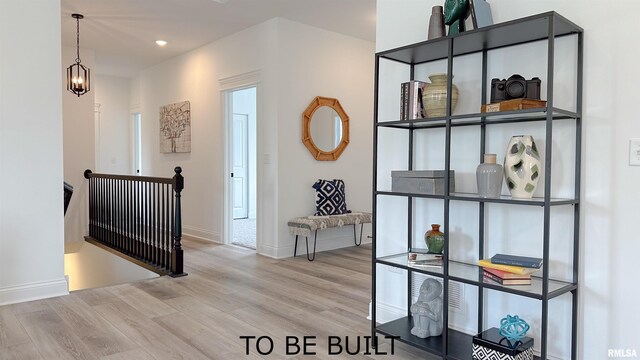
[391, 170, 455, 195]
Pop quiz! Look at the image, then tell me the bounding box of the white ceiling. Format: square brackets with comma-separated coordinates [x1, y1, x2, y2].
[61, 0, 376, 78]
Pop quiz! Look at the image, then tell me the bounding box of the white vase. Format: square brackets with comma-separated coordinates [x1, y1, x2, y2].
[476, 154, 503, 198]
[503, 135, 541, 199]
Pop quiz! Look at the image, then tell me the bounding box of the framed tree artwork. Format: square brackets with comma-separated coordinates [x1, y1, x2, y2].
[160, 101, 191, 153]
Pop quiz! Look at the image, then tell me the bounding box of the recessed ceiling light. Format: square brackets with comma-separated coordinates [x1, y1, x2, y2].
[211, 0, 230, 3]
[155, 40, 167, 47]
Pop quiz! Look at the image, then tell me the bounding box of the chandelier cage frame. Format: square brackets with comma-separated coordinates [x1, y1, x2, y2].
[67, 13, 90, 97]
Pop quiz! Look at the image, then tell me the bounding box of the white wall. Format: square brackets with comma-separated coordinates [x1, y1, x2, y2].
[94, 75, 132, 174]
[376, 0, 640, 358]
[133, 18, 375, 258]
[62, 46, 95, 250]
[132, 19, 280, 250]
[64, 242, 157, 291]
[0, 0, 68, 305]
[276, 18, 375, 258]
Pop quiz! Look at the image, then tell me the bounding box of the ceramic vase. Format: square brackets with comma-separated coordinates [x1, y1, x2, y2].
[422, 74, 459, 118]
[428, 6, 446, 40]
[424, 224, 444, 254]
[503, 135, 541, 199]
[476, 154, 503, 198]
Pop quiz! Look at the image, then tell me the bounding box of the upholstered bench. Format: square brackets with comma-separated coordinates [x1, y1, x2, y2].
[287, 212, 372, 261]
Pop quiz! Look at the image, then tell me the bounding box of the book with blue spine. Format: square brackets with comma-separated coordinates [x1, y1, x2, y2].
[491, 253, 543, 269]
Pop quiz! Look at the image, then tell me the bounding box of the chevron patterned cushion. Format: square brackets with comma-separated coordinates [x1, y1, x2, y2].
[472, 344, 533, 360]
[312, 179, 350, 216]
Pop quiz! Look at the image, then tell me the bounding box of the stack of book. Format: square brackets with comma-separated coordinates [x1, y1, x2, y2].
[478, 254, 543, 286]
[407, 248, 442, 269]
[400, 81, 427, 120]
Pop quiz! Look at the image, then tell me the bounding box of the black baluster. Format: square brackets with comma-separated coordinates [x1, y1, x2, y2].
[155, 182, 160, 266]
[152, 182, 157, 265]
[90, 177, 94, 237]
[162, 183, 166, 269]
[110, 178, 114, 246]
[128, 180, 132, 255]
[98, 177, 102, 242]
[117, 179, 120, 248]
[84, 170, 92, 237]
[171, 167, 184, 276]
[124, 179, 128, 254]
[119, 179, 123, 251]
[170, 179, 174, 270]
[146, 181, 151, 262]
[100, 177, 103, 242]
[107, 178, 111, 246]
[136, 181, 141, 258]
[120, 179, 124, 251]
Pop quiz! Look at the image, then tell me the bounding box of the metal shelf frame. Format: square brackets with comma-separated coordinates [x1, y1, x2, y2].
[371, 11, 583, 360]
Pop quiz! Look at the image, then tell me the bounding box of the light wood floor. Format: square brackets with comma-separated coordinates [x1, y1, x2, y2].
[0, 240, 433, 360]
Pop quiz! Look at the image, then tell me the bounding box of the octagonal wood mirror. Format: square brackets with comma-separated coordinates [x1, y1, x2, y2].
[302, 96, 350, 161]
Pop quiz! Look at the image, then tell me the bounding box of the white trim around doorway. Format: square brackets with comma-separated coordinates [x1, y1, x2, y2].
[219, 70, 262, 252]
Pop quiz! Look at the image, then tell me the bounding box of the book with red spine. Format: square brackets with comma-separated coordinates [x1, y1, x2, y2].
[483, 267, 531, 280]
[483, 270, 532, 286]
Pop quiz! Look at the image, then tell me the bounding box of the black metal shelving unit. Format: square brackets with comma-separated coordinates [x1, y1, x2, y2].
[371, 12, 583, 360]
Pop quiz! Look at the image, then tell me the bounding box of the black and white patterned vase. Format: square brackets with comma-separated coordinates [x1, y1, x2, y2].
[503, 135, 541, 199]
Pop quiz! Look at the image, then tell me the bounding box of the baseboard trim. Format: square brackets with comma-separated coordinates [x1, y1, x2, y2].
[257, 243, 279, 259]
[373, 300, 406, 323]
[182, 226, 221, 243]
[264, 233, 372, 259]
[0, 278, 69, 306]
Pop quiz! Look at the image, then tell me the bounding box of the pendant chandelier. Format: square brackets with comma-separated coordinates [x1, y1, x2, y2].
[67, 14, 90, 97]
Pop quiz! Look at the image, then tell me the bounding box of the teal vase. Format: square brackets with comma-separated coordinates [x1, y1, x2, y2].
[425, 224, 444, 254]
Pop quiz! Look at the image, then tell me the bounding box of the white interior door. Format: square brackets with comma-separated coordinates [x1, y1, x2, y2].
[232, 113, 249, 219]
[133, 113, 142, 175]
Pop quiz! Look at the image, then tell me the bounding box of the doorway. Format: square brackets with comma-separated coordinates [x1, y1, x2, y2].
[226, 87, 257, 249]
[131, 112, 142, 175]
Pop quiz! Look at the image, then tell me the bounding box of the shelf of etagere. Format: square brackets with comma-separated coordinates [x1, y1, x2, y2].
[448, 193, 578, 206]
[377, 11, 582, 65]
[376, 254, 576, 300]
[376, 317, 472, 360]
[376, 191, 578, 207]
[376, 107, 579, 130]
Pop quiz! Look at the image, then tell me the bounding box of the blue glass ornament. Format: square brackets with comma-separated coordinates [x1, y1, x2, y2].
[499, 314, 530, 342]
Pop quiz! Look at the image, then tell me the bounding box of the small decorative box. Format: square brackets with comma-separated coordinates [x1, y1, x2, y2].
[472, 328, 534, 360]
[391, 170, 455, 195]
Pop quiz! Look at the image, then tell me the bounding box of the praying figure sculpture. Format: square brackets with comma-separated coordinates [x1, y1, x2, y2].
[410, 278, 444, 338]
[444, 0, 470, 35]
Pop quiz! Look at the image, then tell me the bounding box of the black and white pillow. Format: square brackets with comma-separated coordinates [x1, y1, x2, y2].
[312, 179, 351, 216]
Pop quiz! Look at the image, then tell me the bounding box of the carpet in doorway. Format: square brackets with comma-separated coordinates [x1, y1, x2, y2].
[232, 218, 256, 249]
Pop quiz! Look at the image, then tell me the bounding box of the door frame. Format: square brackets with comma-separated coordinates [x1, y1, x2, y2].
[220, 70, 262, 249]
[130, 112, 142, 175]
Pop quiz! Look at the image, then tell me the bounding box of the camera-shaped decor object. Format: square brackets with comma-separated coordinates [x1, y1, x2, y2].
[490, 74, 541, 103]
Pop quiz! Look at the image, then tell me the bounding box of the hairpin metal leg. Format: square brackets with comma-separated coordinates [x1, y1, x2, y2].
[294, 235, 299, 257]
[305, 230, 318, 261]
[354, 223, 363, 246]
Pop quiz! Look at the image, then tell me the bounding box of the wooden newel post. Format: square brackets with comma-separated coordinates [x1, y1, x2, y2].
[171, 166, 186, 276]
